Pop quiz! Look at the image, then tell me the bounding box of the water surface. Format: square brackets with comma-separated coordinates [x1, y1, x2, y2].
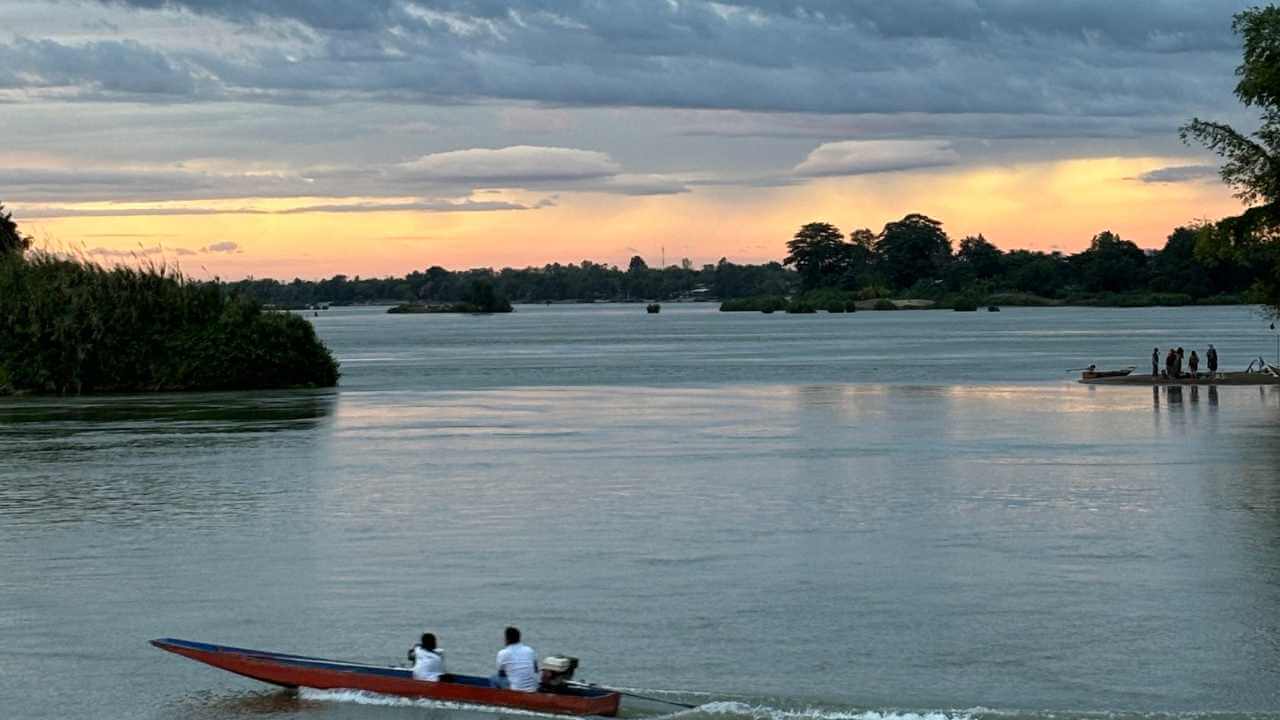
[2, 305, 1279, 720]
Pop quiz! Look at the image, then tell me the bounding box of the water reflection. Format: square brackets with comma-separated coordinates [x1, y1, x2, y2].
[0, 390, 336, 432]
[0, 391, 336, 528]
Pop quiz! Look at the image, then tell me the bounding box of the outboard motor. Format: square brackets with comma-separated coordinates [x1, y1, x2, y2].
[540, 655, 579, 690]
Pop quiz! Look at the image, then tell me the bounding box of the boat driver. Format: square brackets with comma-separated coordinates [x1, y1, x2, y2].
[492, 626, 538, 691]
[408, 632, 445, 681]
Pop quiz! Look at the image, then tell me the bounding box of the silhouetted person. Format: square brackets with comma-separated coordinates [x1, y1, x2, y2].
[1189, 350, 1199, 377]
[1165, 348, 1178, 378]
[1152, 347, 1159, 376]
[1176, 347, 1185, 376]
[1207, 344, 1218, 375]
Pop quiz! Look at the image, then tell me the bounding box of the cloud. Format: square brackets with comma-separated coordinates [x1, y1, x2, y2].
[201, 241, 240, 253]
[14, 206, 268, 219]
[1, 167, 320, 203]
[1134, 164, 1220, 183]
[87, 244, 196, 257]
[274, 198, 539, 213]
[6, 1, 1246, 119]
[14, 196, 549, 219]
[594, 174, 691, 196]
[793, 140, 959, 177]
[395, 146, 620, 184]
[0, 37, 206, 96]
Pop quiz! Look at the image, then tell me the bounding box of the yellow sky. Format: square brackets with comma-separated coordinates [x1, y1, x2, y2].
[21, 156, 1240, 280]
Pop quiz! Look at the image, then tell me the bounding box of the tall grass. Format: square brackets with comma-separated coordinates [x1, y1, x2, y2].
[0, 251, 339, 394]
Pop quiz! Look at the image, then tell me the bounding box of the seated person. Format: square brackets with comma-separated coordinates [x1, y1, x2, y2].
[491, 626, 538, 692]
[408, 632, 445, 681]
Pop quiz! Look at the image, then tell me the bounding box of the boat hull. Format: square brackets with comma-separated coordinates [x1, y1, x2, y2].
[151, 638, 621, 716]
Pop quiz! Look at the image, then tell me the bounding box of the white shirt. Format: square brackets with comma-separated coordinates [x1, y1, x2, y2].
[411, 646, 445, 681]
[496, 643, 538, 691]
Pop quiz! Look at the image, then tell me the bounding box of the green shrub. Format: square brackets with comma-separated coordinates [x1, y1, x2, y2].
[984, 292, 1058, 306]
[0, 252, 339, 394]
[720, 296, 789, 312]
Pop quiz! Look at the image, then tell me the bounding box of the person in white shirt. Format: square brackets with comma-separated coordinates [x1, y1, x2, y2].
[491, 626, 538, 691]
[407, 632, 445, 681]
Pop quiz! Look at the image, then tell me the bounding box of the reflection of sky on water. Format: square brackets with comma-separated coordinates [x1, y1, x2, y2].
[0, 392, 336, 527]
[2, 306, 1280, 719]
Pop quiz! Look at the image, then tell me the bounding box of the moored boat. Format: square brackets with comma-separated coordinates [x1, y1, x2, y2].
[150, 638, 622, 716]
[1080, 367, 1134, 380]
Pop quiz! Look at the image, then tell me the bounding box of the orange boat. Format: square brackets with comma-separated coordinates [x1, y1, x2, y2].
[151, 638, 622, 716]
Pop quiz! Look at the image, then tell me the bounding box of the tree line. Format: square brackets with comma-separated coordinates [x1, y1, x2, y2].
[210, 216, 1265, 309]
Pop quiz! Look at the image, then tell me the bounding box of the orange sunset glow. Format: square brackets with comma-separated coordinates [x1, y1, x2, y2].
[18, 156, 1241, 280]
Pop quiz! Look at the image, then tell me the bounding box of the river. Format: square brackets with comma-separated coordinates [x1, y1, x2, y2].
[2, 304, 1279, 720]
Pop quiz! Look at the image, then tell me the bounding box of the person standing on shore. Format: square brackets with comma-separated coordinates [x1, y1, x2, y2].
[1189, 350, 1200, 378]
[1152, 348, 1160, 376]
[1207, 344, 1219, 376]
[1176, 347, 1185, 377]
[1165, 348, 1177, 378]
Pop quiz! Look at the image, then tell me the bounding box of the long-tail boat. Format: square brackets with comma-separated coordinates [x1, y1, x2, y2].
[151, 638, 622, 716]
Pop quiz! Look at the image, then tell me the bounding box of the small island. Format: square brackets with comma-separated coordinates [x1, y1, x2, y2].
[0, 204, 339, 395]
[386, 279, 513, 314]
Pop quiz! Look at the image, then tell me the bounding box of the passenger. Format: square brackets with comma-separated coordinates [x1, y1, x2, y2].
[1207, 344, 1219, 376]
[1189, 351, 1200, 378]
[408, 632, 445, 681]
[1152, 348, 1159, 377]
[492, 626, 538, 692]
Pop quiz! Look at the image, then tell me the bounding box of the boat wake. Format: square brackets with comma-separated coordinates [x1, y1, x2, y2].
[299, 687, 573, 716]
[691, 702, 974, 720]
[299, 688, 974, 720]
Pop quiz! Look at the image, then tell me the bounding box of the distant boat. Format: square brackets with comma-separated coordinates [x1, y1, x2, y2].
[150, 638, 621, 716]
[987, 306, 1000, 312]
[1080, 366, 1135, 380]
[646, 303, 661, 314]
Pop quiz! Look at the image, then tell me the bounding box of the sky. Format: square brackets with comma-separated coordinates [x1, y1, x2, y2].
[0, 0, 1265, 279]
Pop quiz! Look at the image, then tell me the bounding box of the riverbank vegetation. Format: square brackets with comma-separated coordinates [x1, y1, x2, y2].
[220, 216, 1268, 312]
[0, 210, 339, 395]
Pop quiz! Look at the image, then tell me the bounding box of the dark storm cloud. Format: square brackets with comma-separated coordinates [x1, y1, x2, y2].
[40, 0, 1248, 118]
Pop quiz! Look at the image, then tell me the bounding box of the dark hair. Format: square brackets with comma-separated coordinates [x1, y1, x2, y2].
[505, 626, 521, 645]
[420, 633, 437, 651]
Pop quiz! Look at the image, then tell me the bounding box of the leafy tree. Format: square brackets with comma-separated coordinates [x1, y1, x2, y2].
[1070, 231, 1149, 293]
[1004, 250, 1072, 296]
[627, 255, 649, 273]
[956, 234, 1004, 280]
[843, 228, 878, 288]
[1181, 6, 1280, 312]
[1151, 225, 1215, 296]
[462, 277, 512, 312]
[784, 222, 851, 291]
[1, 203, 31, 257]
[876, 213, 951, 290]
